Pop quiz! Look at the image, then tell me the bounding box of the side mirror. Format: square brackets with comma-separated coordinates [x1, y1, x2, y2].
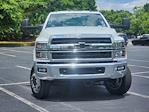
[21, 18, 43, 35]
[21, 18, 29, 28]
[110, 17, 131, 30]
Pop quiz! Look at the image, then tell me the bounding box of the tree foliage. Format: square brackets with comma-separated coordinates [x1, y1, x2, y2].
[0, 1, 148, 40]
[0, 0, 24, 40]
[101, 4, 149, 36]
[0, 0, 97, 40]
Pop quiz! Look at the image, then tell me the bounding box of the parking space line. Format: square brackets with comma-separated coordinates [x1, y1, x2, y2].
[132, 71, 149, 75]
[0, 48, 32, 54]
[129, 59, 149, 63]
[128, 91, 149, 99]
[133, 75, 149, 79]
[0, 87, 50, 112]
[0, 82, 29, 86]
[15, 47, 34, 51]
[0, 52, 16, 57]
[0, 81, 85, 112]
[128, 64, 149, 69]
[16, 65, 31, 70]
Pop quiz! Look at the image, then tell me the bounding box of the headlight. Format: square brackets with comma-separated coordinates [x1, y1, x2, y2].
[113, 41, 126, 58]
[36, 51, 48, 59]
[114, 49, 126, 58]
[36, 42, 48, 59]
[113, 41, 125, 48]
[36, 43, 48, 50]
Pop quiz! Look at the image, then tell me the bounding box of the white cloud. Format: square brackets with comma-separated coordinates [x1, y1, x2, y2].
[96, 0, 149, 11]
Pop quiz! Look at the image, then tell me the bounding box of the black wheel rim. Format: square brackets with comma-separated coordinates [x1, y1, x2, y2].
[31, 73, 41, 93]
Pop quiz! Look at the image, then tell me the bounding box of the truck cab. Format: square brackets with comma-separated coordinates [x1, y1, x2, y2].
[30, 11, 132, 99]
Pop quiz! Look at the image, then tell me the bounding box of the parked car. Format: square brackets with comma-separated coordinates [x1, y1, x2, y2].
[118, 33, 128, 45]
[132, 34, 149, 46]
[137, 35, 143, 39]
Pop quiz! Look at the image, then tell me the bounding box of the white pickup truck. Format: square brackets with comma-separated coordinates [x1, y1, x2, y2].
[29, 11, 132, 99]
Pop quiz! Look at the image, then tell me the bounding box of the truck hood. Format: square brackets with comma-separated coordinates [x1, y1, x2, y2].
[36, 27, 123, 42]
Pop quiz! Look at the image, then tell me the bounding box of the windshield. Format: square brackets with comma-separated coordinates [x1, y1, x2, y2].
[46, 13, 107, 27]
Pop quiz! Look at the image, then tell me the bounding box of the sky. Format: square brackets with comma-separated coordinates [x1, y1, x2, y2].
[96, 0, 149, 12]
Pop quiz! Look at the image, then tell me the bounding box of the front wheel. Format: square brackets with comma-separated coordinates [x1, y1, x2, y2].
[30, 67, 50, 99]
[105, 67, 132, 95]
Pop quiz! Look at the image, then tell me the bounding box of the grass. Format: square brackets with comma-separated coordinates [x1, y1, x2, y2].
[0, 41, 34, 47]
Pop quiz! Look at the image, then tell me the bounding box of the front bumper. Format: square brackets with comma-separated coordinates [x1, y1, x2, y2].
[34, 60, 127, 81]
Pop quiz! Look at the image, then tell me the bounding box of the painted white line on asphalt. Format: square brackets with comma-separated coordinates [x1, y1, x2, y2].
[0, 82, 29, 86]
[132, 71, 149, 75]
[60, 102, 85, 112]
[16, 65, 31, 70]
[129, 59, 149, 63]
[128, 91, 149, 99]
[128, 64, 149, 69]
[0, 48, 32, 54]
[16, 47, 33, 50]
[0, 52, 16, 57]
[0, 87, 49, 112]
[133, 75, 149, 79]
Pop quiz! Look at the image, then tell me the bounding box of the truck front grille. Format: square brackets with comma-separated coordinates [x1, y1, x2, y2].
[52, 52, 112, 59]
[51, 38, 111, 44]
[50, 36, 113, 61]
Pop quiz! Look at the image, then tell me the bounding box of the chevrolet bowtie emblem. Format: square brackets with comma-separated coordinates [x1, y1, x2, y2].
[75, 42, 90, 48]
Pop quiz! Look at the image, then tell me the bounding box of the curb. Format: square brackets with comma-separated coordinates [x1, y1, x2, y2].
[0, 41, 34, 47]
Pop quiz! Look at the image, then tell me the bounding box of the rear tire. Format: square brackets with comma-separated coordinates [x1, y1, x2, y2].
[105, 67, 132, 95]
[30, 67, 50, 99]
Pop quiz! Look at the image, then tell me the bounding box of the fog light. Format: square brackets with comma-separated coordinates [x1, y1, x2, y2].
[117, 66, 125, 71]
[38, 68, 47, 73]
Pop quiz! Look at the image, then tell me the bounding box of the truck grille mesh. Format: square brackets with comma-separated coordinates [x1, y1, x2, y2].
[51, 38, 111, 44]
[52, 52, 112, 59]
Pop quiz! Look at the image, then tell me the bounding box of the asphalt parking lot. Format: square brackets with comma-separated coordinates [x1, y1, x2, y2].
[0, 45, 149, 112]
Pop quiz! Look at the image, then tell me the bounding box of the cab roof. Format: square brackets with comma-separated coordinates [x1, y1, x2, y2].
[50, 11, 102, 14]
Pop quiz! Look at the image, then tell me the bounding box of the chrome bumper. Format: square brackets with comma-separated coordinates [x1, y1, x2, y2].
[34, 60, 127, 80]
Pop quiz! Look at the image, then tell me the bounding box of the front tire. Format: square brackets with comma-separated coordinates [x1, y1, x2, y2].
[30, 67, 50, 99]
[105, 67, 132, 95]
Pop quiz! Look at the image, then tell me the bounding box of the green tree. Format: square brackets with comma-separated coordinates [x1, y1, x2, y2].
[0, 0, 23, 40]
[0, 0, 97, 40]
[144, 3, 149, 12]
[101, 4, 149, 35]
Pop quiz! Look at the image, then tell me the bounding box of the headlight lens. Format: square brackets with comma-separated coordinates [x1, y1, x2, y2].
[36, 51, 48, 59]
[114, 50, 126, 58]
[113, 41, 125, 48]
[36, 42, 48, 59]
[36, 43, 48, 50]
[113, 41, 126, 58]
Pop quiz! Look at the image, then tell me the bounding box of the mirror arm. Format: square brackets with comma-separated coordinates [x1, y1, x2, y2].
[21, 26, 38, 32]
